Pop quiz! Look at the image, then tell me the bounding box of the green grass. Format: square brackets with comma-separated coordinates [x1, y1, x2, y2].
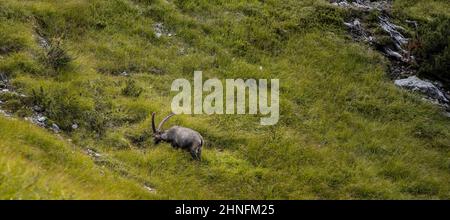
[393, 0, 450, 21]
[0, 0, 449, 199]
[0, 116, 158, 199]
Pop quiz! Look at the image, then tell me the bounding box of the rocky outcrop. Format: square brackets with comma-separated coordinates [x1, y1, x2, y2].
[331, 0, 413, 63]
[344, 19, 374, 43]
[330, 0, 450, 111]
[0, 72, 9, 90]
[0, 73, 70, 130]
[394, 76, 449, 105]
[153, 22, 174, 38]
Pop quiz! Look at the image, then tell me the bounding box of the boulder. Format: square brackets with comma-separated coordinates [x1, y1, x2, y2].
[394, 76, 449, 103]
[51, 123, 61, 133]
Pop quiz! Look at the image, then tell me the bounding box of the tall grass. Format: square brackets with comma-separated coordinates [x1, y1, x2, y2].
[0, 0, 449, 199]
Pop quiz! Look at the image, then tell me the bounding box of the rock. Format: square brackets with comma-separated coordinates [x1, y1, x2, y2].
[333, 1, 411, 62]
[344, 19, 363, 32]
[379, 16, 408, 49]
[331, 0, 350, 8]
[37, 35, 50, 50]
[0, 79, 5, 88]
[177, 47, 186, 56]
[378, 16, 413, 63]
[28, 114, 48, 127]
[388, 61, 415, 78]
[148, 67, 164, 75]
[344, 18, 373, 43]
[143, 184, 156, 193]
[385, 48, 404, 60]
[33, 105, 43, 113]
[394, 76, 449, 104]
[120, 71, 129, 77]
[443, 111, 450, 118]
[405, 20, 418, 29]
[0, 72, 7, 83]
[51, 123, 61, 133]
[37, 116, 47, 123]
[153, 22, 174, 38]
[352, 1, 372, 10]
[154, 23, 164, 38]
[330, 0, 448, 112]
[0, 109, 11, 117]
[86, 148, 102, 158]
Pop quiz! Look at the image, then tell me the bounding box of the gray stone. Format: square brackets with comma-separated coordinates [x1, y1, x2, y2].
[37, 116, 47, 123]
[120, 71, 129, 77]
[148, 67, 164, 75]
[0, 109, 12, 117]
[153, 22, 174, 38]
[394, 76, 449, 103]
[51, 123, 61, 133]
[33, 105, 43, 112]
[86, 148, 102, 158]
[0, 72, 7, 82]
[379, 16, 408, 49]
[143, 184, 156, 193]
[37, 35, 50, 50]
[385, 48, 404, 60]
[344, 18, 373, 43]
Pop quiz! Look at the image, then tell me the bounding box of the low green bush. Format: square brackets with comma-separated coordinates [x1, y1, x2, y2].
[121, 79, 143, 97]
[413, 15, 450, 87]
[44, 37, 72, 71]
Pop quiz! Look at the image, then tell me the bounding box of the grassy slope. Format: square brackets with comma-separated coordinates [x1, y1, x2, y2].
[0, 0, 449, 199]
[393, 0, 450, 20]
[0, 116, 158, 199]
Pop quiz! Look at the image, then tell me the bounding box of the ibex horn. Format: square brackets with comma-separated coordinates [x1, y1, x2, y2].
[157, 112, 175, 131]
[151, 112, 157, 133]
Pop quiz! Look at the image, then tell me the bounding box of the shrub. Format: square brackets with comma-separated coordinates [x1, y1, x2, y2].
[413, 15, 450, 87]
[31, 86, 92, 131]
[83, 109, 109, 135]
[121, 79, 143, 97]
[31, 86, 52, 111]
[45, 37, 72, 70]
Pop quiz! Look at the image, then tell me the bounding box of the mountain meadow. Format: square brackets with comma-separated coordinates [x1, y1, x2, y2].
[0, 0, 449, 199]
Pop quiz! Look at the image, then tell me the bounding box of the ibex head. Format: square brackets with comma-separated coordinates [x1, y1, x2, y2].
[151, 112, 175, 144]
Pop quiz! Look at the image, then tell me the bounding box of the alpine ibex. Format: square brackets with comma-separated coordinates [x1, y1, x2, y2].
[151, 112, 203, 161]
